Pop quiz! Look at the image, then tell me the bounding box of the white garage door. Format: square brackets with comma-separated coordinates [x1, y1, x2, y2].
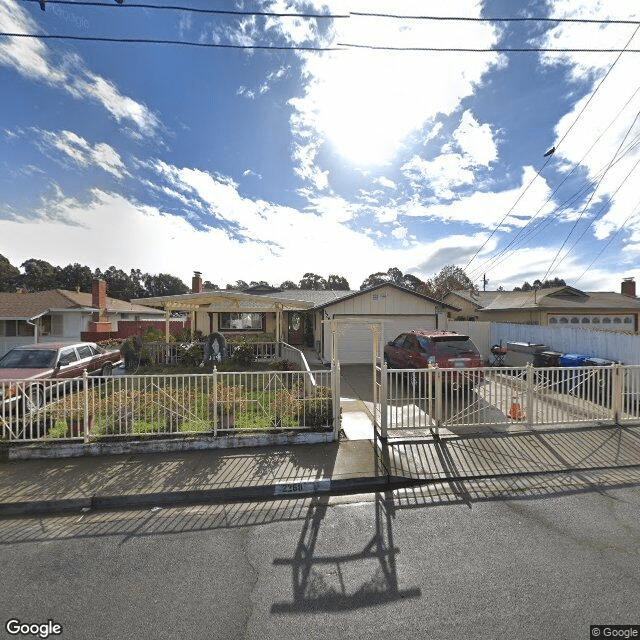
[334, 316, 437, 364]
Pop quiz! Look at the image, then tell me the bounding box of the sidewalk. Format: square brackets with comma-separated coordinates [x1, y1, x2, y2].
[0, 439, 408, 517]
[3, 424, 640, 517]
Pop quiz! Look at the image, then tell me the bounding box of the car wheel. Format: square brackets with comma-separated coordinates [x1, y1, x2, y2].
[101, 362, 113, 377]
[27, 386, 45, 412]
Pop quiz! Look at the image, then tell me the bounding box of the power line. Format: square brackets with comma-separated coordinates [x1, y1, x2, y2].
[468, 80, 640, 280]
[5, 32, 640, 53]
[465, 23, 639, 278]
[337, 43, 640, 52]
[24, 0, 349, 18]
[0, 32, 342, 50]
[540, 108, 640, 282]
[350, 12, 640, 25]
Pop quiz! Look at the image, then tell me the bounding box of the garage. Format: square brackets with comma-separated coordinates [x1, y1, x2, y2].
[319, 284, 450, 364]
[332, 315, 438, 364]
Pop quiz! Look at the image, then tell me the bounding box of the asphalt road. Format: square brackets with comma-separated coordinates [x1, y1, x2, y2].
[1, 476, 639, 640]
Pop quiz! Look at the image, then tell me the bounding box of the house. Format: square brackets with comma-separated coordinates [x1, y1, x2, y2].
[443, 279, 640, 333]
[0, 279, 164, 356]
[133, 272, 459, 364]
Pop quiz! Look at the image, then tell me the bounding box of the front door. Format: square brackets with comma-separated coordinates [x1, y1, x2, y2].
[288, 312, 304, 345]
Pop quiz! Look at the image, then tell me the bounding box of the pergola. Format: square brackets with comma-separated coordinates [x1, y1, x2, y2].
[133, 290, 313, 342]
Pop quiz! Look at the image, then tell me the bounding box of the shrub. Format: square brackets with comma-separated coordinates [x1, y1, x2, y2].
[271, 388, 300, 427]
[231, 339, 256, 367]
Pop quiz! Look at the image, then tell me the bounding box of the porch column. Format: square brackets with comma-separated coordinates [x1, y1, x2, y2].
[190, 310, 195, 339]
[164, 308, 170, 343]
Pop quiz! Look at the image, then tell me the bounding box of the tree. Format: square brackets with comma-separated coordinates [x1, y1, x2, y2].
[400, 273, 425, 292]
[100, 266, 142, 300]
[513, 277, 566, 291]
[143, 273, 189, 298]
[57, 263, 94, 292]
[279, 280, 298, 290]
[225, 280, 248, 290]
[326, 274, 350, 290]
[422, 265, 475, 300]
[360, 271, 389, 290]
[299, 273, 327, 290]
[0, 254, 21, 292]
[20, 259, 61, 291]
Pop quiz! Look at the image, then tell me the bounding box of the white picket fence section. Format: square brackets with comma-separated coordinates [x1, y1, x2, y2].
[1, 367, 337, 443]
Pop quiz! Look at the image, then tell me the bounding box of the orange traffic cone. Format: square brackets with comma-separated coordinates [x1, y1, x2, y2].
[507, 390, 524, 420]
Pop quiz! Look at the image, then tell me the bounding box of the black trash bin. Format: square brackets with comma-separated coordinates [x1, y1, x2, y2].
[533, 350, 563, 387]
[583, 357, 617, 407]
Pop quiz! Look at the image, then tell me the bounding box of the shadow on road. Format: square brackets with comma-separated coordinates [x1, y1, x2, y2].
[270, 492, 421, 614]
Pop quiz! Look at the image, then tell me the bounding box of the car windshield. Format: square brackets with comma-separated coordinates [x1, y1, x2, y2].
[424, 337, 477, 357]
[0, 349, 58, 368]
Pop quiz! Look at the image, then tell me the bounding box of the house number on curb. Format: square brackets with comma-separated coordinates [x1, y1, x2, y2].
[274, 480, 331, 495]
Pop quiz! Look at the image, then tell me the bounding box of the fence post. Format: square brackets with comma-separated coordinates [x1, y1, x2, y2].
[212, 366, 218, 437]
[526, 363, 534, 429]
[612, 363, 623, 424]
[434, 366, 442, 437]
[83, 370, 90, 443]
[332, 361, 341, 441]
[380, 358, 388, 439]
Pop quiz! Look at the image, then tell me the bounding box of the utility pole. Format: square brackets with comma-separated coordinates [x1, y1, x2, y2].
[483, 274, 488, 291]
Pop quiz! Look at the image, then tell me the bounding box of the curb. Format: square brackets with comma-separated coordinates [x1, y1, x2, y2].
[0, 475, 421, 517]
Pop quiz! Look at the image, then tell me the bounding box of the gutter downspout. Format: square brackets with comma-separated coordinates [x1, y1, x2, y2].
[27, 309, 49, 345]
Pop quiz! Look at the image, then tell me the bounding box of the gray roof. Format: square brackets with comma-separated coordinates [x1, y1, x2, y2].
[480, 287, 640, 312]
[267, 289, 358, 306]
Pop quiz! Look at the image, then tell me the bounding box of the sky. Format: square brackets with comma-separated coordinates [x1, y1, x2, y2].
[1, 0, 640, 292]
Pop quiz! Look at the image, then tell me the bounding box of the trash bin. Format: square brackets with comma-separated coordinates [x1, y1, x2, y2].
[504, 342, 548, 367]
[533, 350, 563, 386]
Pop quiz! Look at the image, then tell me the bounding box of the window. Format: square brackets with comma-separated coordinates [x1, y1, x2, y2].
[4, 320, 16, 336]
[219, 313, 264, 331]
[592, 317, 600, 324]
[624, 317, 632, 324]
[613, 317, 622, 324]
[581, 318, 590, 324]
[549, 317, 558, 324]
[602, 317, 611, 324]
[570, 317, 579, 324]
[59, 347, 78, 365]
[77, 345, 93, 359]
[559, 317, 569, 324]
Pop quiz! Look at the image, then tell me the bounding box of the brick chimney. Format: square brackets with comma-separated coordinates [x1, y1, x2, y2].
[192, 271, 203, 293]
[621, 277, 636, 297]
[88, 278, 112, 332]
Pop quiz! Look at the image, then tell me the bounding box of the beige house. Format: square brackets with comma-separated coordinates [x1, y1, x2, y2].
[443, 282, 640, 333]
[135, 274, 457, 364]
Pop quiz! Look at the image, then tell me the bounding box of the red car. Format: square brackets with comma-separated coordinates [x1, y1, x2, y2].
[384, 330, 484, 389]
[0, 342, 122, 411]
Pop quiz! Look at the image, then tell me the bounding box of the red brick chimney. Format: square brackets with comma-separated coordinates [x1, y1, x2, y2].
[192, 271, 203, 293]
[621, 277, 636, 297]
[88, 278, 112, 332]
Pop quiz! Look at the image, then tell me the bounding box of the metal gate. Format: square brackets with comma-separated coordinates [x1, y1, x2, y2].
[376, 362, 640, 438]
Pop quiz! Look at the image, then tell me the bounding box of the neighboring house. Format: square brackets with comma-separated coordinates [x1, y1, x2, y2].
[134, 273, 458, 364]
[0, 279, 164, 356]
[443, 279, 640, 333]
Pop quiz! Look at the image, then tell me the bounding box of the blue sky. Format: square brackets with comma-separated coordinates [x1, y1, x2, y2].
[1, 0, 640, 291]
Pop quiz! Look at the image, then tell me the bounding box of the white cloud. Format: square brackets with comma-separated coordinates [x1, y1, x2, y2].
[376, 176, 396, 190]
[282, 0, 502, 173]
[402, 166, 557, 229]
[402, 153, 475, 199]
[38, 129, 127, 178]
[0, 0, 159, 137]
[452, 110, 498, 167]
[538, 1, 640, 244]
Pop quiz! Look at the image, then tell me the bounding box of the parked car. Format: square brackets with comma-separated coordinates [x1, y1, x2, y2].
[0, 342, 122, 412]
[384, 330, 484, 389]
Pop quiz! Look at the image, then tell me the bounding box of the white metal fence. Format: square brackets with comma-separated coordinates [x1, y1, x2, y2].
[1, 368, 336, 443]
[376, 362, 640, 437]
